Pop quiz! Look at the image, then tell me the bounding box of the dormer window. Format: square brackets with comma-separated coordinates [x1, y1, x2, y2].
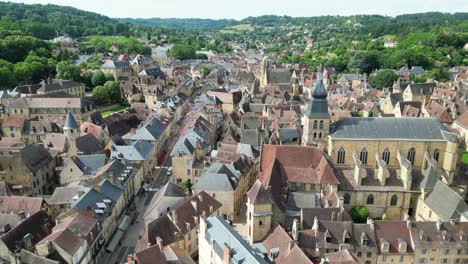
[398, 239, 407, 253]
[325, 230, 332, 243]
[343, 230, 351, 244]
[380, 239, 390, 253]
[361, 232, 369, 246]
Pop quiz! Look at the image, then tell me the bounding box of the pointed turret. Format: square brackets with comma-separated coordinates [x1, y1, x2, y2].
[63, 112, 79, 130]
[63, 112, 79, 140]
[305, 65, 329, 118]
[302, 65, 331, 149]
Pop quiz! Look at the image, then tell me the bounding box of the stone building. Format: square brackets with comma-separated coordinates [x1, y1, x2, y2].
[303, 65, 331, 149]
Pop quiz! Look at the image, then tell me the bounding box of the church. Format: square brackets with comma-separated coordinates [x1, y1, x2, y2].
[300, 66, 460, 219]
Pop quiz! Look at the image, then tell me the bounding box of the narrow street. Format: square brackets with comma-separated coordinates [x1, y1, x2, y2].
[103, 100, 194, 264]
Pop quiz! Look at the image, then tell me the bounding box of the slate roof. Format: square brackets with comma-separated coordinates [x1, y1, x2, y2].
[73, 154, 106, 175]
[407, 83, 436, 96]
[20, 144, 53, 173]
[304, 77, 330, 119]
[266, 68, 292, 84]
[144, 182, 186, 220]
[123, 117, 167, 141]
[330, 117, 455, 141]
[424, 181, 468, 221]
[204, 216, 268, 264]
[38, 80, 83, 93]
[111, 140, 154, 161]
[72, 188, 115, 220]
[75, 134, 104, 155]
[101, 60, 130, 69]
[98, 179, 123, 202]
[194, 163, 241, 192]
[301, 207, 352, 229]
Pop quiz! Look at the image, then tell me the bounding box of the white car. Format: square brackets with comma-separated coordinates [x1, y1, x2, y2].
[166, 167, 173, 176]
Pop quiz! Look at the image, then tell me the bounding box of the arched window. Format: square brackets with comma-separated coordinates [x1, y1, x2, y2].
[313, 120, 318, 129]
[337, 147, 346, 164]
[367, 194, 374, 205]
[433, 149, 440, 162]
[313, 132, 317, 139]
[319, 120, 324, 130]
[407, 148, 416, 165]
[390, 195, 398, 206]
[360, 147, 368, 165]
[318, 132, 322, 138]
[382, 148, 390, 164]
[343, 193, 351, 205]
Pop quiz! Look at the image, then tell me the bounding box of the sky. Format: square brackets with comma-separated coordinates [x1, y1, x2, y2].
[5, 0, 468, 19]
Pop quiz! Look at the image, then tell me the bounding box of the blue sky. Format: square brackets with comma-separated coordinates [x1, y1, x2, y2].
[6, 0, 468, 19]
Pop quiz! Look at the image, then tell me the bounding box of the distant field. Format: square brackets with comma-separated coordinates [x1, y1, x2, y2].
[383, 35, 396, 39]
[100, 105, 128, 117]
[220, 23, 254, 34]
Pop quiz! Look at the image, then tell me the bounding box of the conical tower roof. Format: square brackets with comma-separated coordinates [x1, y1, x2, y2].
[304, 65, 330, 119]
[63, 112, 79, 130]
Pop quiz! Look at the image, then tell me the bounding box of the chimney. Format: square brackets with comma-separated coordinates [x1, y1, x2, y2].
[191, 200, 198, 211]
[292, 219, 299, 240]
[331, 211, 336, 221]
[436, 220, 442, 231]
[367, 217, 374, 229]
[23, 234, 33, 251]
[288, 240, 295, 253]
[406, 219, 412, 229]
[223, 243, 231, 264]
[17, 211, 26, 219]
[156, 237, 163, 250]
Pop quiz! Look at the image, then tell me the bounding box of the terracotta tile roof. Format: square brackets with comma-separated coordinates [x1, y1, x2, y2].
[80, 122, 105, 138]
[134, 244, 167, 264]
[374, 221, 413, 254]
[455, 111, 468, 128]
[0, 196, 44, 214]
[326, 249, 362, 264]
[425, 100, 453, 123]
[2, 116, 24, 128]
[171, 191, 222, 235]
[247, 180, 273, 205]
[262, 225, 312, 264]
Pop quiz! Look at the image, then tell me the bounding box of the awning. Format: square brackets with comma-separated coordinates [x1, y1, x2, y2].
[106, 229, 124, 252]
[118, 215, 132, 232]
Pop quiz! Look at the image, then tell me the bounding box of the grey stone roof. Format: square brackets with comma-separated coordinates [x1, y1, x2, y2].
[20, 144, 53, 173]
[194, 163, 241, 191]
[170, 126, 209, 156]
[304, 72, 330, 119]
[74, 154, 106, 175]
[73, 188, 115, 220]
[123, 117, 166, 142]
[330, 117, 453, 141]
[278, 128, 299, 141]
[266, 68, 292, 84]
[111, 140, 154, 161]
[101, 60, 130, 69]
[38, 80, 83, 93]
[407, 83, 436, 96]
[420, 163, 438, 191]
[75, 134, 104, 155]
[204, 216, 268, 264]
[63, 112, 79, 130]
[424, 181, 468, 221]
[287, 191, 319, 211]
[98, 179, 122, 202]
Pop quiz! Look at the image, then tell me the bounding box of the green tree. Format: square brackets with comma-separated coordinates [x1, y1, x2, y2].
[350, 206, 369, 223]
[93, 81, 121, 104]
[56, 61, 80, 81]
[0, 67, 16, 87]
[202, 67, 211, 76]
[348, 51, 381, 74]
[82, 71, 94, 88]
[369, 69, 398, 89]
[169, 44, 196, 60]
[182, 179, 193, 194]
[92, 70, 107, 87]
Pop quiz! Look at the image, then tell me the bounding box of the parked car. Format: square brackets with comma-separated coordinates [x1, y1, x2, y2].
[166, 167, 173, 176]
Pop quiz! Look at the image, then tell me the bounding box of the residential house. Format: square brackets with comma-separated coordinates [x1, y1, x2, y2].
[402, 83, 436, 102]
[143, 182, 187, 223]
[138, 192, 222, 257]
[0, 144, 55, 195]
[59, 154, 106, 185]
[0, 196, 55, 263]
[199, 215, 268, 264]
[37, 80, 85, 97]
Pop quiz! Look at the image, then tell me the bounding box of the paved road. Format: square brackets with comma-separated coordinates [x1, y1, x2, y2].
[103, 101, 194, 263]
